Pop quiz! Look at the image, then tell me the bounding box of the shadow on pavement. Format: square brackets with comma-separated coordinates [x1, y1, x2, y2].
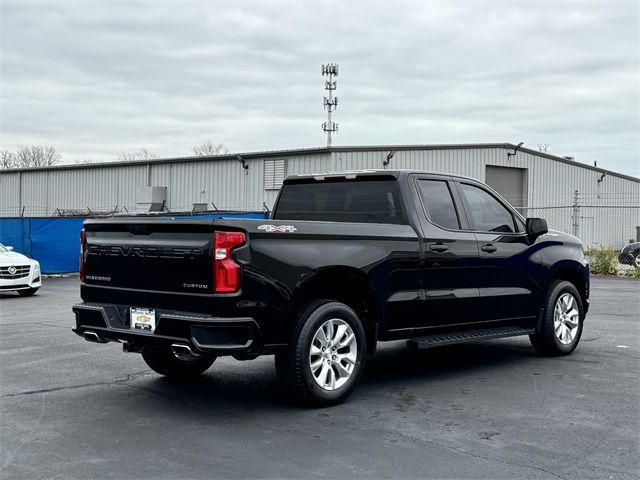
[124, 340, 540, 413]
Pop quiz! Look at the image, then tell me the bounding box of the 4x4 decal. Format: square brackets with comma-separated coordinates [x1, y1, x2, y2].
[258, 225, 297, 233]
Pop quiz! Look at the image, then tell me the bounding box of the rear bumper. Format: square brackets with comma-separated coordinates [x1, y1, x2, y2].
[72, 302, 262, 356]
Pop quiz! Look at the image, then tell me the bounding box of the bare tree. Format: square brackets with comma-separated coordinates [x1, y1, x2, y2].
[118, 148, 156, 162]
[1, 150, 16, 169]
[192, 140, 228, 157]
[1, 146, 61, 168]
[74, 157, 100, 165]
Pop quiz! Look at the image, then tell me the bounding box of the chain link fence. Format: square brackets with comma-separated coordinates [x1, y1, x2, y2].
[0, 204, 267, 218]
[521, 191, 640, 249]
[2, 192, 638, 249]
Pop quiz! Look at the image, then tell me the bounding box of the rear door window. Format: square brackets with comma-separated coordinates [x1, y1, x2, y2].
[417, 180, 460, 230]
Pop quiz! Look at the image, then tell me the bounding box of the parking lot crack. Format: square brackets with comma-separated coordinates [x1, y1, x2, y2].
[35, 322, 70, 329]
[1, 393, 46, 471]
[0, 370, 151, 399]
[387, 429, 571, 480]
[119, 383, 212, 415]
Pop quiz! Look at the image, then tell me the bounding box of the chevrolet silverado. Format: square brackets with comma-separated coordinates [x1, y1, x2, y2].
[73, 170, 589, 405]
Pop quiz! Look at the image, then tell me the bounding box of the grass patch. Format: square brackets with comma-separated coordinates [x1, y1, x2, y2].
[586, 246, 639, 277]
[586, 247, 618, 275]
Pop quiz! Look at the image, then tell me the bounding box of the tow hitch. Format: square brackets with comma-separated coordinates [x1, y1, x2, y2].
[122, 341, 144, 353]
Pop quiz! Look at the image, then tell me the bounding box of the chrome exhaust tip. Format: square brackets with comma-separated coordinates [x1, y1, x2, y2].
[83, 331, 107, 343]
[171, 343, 199, 358]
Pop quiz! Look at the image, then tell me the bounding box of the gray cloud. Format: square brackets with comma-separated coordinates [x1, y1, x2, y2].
[1, 0, 638, 175]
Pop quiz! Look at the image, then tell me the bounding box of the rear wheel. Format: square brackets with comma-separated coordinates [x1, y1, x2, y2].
[275, 300, 366, 406]
[141, 348, 216, 379]
[17, 288, 39, 297]
[530, 280, 584, 356]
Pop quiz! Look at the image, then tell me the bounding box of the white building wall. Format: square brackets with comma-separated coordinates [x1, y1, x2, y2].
[0, 172, 21, 216]
[0, 153, 331, 216]
[333, 148, 638, 208]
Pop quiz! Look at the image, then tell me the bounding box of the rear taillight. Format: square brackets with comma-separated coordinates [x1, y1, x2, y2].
[213, 231, 245, 293]
[79, 229, 87, 283]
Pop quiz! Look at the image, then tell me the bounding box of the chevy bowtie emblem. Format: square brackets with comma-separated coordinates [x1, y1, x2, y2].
[258, 225, 297, 233]
[7, 266, 16, 275]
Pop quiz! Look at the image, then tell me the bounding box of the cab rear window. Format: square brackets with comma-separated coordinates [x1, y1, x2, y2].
[274, 179, 407, 224]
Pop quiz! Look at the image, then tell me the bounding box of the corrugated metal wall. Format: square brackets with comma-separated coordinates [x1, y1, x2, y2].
[1, 146, 638, 247]
[332, 148, 639, 208]
[0, 172, 20, 216]
[0, 153, 332, 217]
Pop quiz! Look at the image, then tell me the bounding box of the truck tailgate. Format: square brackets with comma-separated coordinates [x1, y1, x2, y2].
[83, 220, 215, 294]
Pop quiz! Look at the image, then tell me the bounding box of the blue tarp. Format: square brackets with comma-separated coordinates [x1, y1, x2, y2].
[0, 213, 267, 274]
[0, 218, 28, 254]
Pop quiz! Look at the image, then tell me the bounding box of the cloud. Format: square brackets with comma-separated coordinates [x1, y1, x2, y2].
[0, 0, 638, 176]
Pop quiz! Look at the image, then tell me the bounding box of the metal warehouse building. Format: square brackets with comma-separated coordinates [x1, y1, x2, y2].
[1, 143, 638, 248]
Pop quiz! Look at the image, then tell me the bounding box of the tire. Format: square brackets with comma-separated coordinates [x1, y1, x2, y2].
[141, 348, 216, 380]
[275, 300, 367, 407]
[530, 280, 584, 356]
[17, 288, 39, 297]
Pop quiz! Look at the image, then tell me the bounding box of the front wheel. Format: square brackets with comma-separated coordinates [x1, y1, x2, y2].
[275, 300, 367, 406]
[141, 348, 216, 379]
[530, 280, 584, 356]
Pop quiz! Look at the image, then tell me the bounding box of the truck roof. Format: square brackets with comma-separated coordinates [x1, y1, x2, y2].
[284, 169, 477, 183]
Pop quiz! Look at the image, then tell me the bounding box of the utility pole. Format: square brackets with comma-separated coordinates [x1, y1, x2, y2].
[321, 64, 339, 147]
[572, 190, 580, 238]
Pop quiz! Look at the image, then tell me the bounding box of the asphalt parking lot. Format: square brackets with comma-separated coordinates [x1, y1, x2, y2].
[1, 276, 638, 480]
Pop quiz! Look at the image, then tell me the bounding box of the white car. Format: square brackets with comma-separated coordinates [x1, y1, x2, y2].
[0, 243, 41, 296]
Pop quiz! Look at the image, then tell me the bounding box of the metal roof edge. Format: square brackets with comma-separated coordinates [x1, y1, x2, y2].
[0, 146, 333, 174]
[331, 144, 638, 183]
[512, 145, 639, 183]
[1, 143, 637, 183]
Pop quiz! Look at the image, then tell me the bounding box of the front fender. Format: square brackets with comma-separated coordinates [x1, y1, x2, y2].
[542, 245, 590, 314]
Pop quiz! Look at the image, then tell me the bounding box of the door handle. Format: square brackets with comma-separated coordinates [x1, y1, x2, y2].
[480, 244, 498, 253]
[429, 243, 449, 253]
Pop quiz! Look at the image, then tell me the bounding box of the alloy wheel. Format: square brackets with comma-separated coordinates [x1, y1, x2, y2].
[309, 318, 358, 391]
[554, 293, 580, 345]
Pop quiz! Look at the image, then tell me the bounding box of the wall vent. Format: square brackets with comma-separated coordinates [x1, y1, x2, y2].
[264, 159, 286, 190]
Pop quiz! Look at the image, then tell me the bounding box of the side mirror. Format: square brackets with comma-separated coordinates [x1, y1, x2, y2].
[5, 246, 13, 251]
[526, 218, 548, 239]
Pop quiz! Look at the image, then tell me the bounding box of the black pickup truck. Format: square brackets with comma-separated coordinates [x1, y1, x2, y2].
[73, 170, 589, 405]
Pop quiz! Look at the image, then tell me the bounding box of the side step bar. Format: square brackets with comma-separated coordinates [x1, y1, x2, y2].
[407, 326, 535, 350]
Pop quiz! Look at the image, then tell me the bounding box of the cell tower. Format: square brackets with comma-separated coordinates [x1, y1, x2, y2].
[321, 63, 339, 147]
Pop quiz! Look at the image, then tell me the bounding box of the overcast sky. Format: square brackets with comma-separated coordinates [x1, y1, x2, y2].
[1, 1, 638, 176]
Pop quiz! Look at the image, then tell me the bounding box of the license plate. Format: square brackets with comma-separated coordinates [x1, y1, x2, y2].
[130, 307, 156, 333]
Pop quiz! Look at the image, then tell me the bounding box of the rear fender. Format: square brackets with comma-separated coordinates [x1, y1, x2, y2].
[289, 266, 381, 354]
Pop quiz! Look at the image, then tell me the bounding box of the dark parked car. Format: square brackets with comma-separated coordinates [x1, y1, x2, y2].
[73, 170, 589, 405]
[618, 242, 640, 268]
